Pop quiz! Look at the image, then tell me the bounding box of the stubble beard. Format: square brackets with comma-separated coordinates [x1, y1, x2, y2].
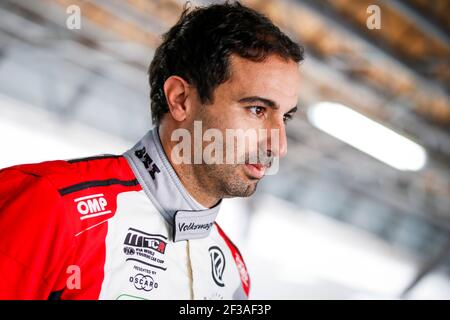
[191, 114, 261, 198]
[192, 162, 259, 199]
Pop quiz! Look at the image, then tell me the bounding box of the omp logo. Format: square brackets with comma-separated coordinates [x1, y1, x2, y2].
[124, 228, 167, 254]
[130, 273, 158, 291]
[74, 193, 111, 220]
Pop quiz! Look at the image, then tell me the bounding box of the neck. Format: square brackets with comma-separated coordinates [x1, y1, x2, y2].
[158, 125, 220, 208]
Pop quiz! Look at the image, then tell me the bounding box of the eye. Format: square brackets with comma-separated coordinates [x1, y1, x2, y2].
[283, 113, 294, 123]
[248, 106, 266, 118]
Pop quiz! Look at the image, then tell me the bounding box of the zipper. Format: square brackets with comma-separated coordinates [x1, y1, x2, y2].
[186, 240, 194, 299]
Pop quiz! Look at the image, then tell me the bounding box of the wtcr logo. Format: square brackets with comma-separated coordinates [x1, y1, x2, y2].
[74, 193, 111, 220]
[124, 228, 167, 254]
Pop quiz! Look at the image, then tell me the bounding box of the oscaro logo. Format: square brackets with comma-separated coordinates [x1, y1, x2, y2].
[74, 193, 111, 220]
[130, 274, 157, 291]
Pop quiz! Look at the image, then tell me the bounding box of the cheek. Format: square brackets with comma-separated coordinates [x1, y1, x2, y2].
[203, 100, 240, 126]
[204, 109, 238, 132]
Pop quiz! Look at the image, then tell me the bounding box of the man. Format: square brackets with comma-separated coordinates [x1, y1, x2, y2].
[0, 1, 303, 299]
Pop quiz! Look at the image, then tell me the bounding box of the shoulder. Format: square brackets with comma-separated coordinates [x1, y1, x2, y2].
[2, 154, 134, 187]
[0, 155, 142, 234]
[1, 154, 139, 193]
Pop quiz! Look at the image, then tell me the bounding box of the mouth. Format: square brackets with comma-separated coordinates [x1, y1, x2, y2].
[243, 163, 267, 179]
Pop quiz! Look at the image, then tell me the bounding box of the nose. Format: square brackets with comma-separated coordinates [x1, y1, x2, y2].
[267, 120, 288, 159]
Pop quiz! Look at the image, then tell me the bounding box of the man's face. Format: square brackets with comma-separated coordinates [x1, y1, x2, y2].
[190, 54, 301, 198]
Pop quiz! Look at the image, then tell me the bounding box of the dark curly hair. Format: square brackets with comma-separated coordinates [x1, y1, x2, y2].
[148, 1, 304, 125]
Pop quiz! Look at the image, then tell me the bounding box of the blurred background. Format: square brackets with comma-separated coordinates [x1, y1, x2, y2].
[0, 0, 449, 299]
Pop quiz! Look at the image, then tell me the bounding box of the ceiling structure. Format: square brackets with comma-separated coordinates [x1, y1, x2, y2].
[0, 0, 448, 293]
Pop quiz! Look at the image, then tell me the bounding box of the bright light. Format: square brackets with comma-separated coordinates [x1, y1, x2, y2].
[0, 93, 131, 169]
[307, 102, 427, 171]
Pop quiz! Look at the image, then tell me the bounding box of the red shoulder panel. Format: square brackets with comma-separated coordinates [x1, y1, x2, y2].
[215, 222, 251, 297]
[0, 155, 142, 299]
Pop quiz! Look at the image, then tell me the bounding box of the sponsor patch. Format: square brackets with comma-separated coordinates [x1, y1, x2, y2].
[74, 193, 111, 220]
[178, 222, 214, 233]
[209, 246, 226, 287]
[123, 228, 168, 271]
[124, 228, 167, 254]
[129, 273, 158, 292]
[134, 146, 161, 180]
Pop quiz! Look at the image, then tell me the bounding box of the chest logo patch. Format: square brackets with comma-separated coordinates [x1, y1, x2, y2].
[209, 246, 226, 287]
[123, 228, 168, 271]
[124, 228, 167, 254]
[74, 193, 110, 220]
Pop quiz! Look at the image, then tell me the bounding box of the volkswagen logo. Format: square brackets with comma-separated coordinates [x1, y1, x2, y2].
[209, 246, 226, 287]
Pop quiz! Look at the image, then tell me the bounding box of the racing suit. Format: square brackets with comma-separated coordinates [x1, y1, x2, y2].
[0, 127, 250, 300]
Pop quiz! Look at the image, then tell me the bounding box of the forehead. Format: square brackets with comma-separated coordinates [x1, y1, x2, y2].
[222, 54, 301, 107]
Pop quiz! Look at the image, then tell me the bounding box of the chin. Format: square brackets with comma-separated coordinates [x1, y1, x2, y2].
[223, 178, 258, 198]
[215, 165, 259, 198]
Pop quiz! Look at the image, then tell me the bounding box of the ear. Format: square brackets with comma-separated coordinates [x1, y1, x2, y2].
[163, 76, 192, 122]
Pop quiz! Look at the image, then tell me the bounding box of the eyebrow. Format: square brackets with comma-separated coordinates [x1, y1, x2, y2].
[286, 106, 298, 114]
[238, 96, 298, 114]
[238, 96, 279, 109]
